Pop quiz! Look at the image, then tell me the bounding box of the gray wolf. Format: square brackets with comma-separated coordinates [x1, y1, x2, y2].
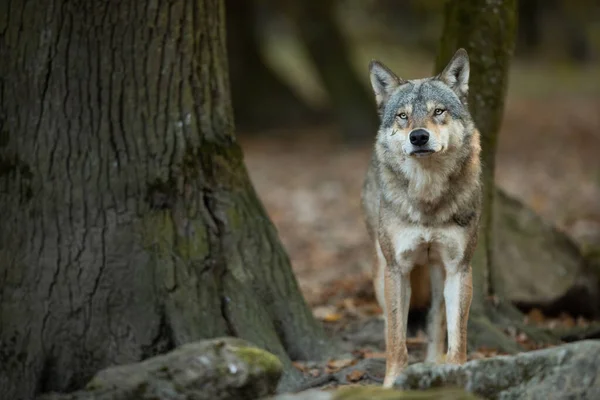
[361, 49, 482, 387]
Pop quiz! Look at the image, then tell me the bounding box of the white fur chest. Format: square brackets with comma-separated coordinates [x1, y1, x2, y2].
[400, 157, 456, 202]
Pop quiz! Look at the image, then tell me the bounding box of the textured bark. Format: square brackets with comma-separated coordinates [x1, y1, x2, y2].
[225, 0, 324, 132]
[0, 1, 332, 399]
[434, 0, 517, 306]
[284, 0, 378, 142]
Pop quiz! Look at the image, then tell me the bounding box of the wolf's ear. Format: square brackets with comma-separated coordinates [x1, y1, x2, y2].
[438, 48, 470, 99]
[369, 60, 404, 107]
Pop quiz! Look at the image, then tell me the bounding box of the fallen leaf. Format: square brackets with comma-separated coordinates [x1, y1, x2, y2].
[516, 332, 529, 343]
[309, 368, 321, 377]
[323, 313, 343, 322]
[342, 298, 358, 316]
[292, 361, 307, 372]
[326, 358, 355, 372]
[469, 351, 486, 360]
[477, 346, 499, 357]
[313, 305, 343, 322]
[346, 369, 366, 382]
[527, 308, 546, 324]
[363, 351, 386, 359]
[559, 312, 575, 328]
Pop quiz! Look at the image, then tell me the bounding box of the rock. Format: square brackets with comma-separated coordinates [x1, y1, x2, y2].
[269, 387, 480, 400]
[495, 189, 600, 317]
[394, 340, 600, 399]
[38, 337, 282, 400]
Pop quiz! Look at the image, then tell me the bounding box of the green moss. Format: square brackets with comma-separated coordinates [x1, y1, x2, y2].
[174, 220, 210, 260]
[140, 212, 174, 254]
[231, 345, 283, 376]
[333, 386, 481, 400]
[84, 378, 103, 391]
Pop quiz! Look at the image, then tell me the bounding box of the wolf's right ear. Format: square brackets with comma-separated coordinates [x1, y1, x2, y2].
[369, 60, 404, 107]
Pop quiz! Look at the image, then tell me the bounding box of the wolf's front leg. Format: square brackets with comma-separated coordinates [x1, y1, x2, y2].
[383, 266, 412, 388]
[444, 266, 473, 364]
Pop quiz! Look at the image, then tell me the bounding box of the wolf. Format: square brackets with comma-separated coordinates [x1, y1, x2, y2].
[361, 48, 482, 388]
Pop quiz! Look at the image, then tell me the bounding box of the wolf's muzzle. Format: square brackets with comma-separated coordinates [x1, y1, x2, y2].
[409, 129, 429, 146]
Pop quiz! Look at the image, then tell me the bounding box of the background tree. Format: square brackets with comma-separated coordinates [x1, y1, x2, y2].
[282, 0, 379, 142]
[225, 0, 325, 132]
[435, 0, 556, 351]
[0, 1, 333, 399]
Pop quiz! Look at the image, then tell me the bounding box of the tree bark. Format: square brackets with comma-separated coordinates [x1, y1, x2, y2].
[0, 1, 332, 399]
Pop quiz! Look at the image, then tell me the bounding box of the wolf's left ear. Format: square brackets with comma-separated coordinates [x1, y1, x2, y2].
[438, 48, 470, 99]
[369, 60, 405, 107]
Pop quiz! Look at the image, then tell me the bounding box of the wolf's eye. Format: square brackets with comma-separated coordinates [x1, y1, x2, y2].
[397, 112, 408, 120]
[434, 108, 446, 116]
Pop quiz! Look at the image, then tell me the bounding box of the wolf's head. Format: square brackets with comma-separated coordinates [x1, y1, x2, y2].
[369, 49, 474, 160]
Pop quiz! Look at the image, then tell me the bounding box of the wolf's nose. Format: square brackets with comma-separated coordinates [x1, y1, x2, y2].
[409, 129, 429, 146]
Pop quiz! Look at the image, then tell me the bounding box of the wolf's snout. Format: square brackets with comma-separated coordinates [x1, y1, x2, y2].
[409, 129, 429, 146]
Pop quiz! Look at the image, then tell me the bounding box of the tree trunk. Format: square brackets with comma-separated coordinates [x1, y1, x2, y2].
[225, 0, 325, 133]
[516, 0, 542, 56]
[0, 1, 332, 399]
[434, 0, 558, 352]
[435, 0, 518, 307]
[283, 0, 379, 142]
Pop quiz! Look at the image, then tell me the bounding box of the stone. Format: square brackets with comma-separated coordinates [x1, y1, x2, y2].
[495, 190, 600, 317]
[394, 340, 600, 399]
[38, 337, 282, 400]
[269, 387, 480, 400]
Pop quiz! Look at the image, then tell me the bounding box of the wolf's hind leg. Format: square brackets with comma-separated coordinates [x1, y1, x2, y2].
[444, 266, 473, 365]
[425, 264, 446, 363]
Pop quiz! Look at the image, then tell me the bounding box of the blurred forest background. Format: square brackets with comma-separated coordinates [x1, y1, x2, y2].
[230, 0, 600, 319]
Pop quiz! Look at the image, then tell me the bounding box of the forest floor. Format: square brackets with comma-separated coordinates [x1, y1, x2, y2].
[239, 94, 600, 389]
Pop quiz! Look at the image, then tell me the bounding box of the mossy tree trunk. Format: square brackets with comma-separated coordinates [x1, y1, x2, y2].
[0, 1, 332, 398]
[283, 0, 379, 142]
[516, 0, 542, 56]
[225, 0, 324, 133]
[434, 0, 556, 352]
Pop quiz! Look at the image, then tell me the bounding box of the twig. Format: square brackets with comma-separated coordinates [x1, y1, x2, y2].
[293, 374, 337, 392]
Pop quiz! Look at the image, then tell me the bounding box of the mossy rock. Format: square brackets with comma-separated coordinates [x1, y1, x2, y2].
[269, 387, 480, 400]
[495, 189, 600, 317]
[39, 337, 282, 400]
[394, 340, 600, 399]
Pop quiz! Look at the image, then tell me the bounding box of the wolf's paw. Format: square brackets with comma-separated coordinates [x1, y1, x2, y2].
[445, 353, 467, 365]
[424, 354, 446, 364]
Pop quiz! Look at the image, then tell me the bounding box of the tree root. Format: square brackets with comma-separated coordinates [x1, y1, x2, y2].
[467, 299, 560, 354]
[490, 300, 560, 344]
[554, 322, 600, 342]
